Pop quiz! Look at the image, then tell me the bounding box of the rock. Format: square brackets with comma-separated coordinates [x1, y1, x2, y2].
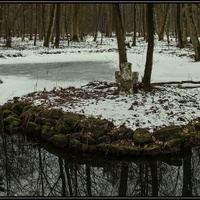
[41, 124, 56, 140]
[109, 125, 134, 140]
[56, 112, 81, 134]
[133, 128, 153, 145]
[153, 125, 183, 142]
[79, 117, 114, 139]
[12, 101, 32, 116]
[25, 122, 41, 135]
[50, 134, 70, 148]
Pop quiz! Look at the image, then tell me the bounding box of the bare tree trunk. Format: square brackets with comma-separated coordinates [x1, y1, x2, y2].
[44, 4, 56, 47]
[177, 4, 184, 48]
[21, 4, 26, 42]
[69, 4, 74, 41]
[72, 4, 80, 42]
[34, 4, 38, 46]
[143, 4, 154, 91]
[54, 3, 60, 48]
[143, 4, 148, 42]
[114, 4, 136, 94]
[132, 4, 137, 46]
[41, 4, 46, 39]
[29, 4, 33, 40]
[93, 4, 102, 42]
[182, 4, 188, 45]
[113, 4, 127, 66]
[0, 5, 3, 40]
[105, 4, 112, 37]
[185, 3, 200, 61]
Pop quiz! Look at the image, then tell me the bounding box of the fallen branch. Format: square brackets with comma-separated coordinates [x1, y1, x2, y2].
[152, 80, 200, 86]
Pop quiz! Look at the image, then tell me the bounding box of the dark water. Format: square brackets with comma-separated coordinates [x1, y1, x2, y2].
[0, 133, 200, 197]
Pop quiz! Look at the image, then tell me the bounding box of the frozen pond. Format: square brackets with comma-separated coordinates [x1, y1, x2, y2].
[0, 61, 115, 104]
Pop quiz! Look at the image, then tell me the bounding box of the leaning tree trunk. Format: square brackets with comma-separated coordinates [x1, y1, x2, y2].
[143, 4, 154, 91]
[185, 4, 200, 61]
[44, 4, 56, 47]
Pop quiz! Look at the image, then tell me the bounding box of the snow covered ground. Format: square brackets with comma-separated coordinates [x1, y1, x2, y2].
[0, 34, 200, 132]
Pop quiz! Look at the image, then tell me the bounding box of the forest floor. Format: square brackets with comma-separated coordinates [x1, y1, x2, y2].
[0, 34, 200, 133]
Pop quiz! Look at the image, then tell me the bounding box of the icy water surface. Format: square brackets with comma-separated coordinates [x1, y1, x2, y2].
[0, 131, 200, 197]
[0, 61, 115, 104]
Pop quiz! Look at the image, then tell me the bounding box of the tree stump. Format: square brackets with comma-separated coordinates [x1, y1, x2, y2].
[115, 62, 139, 94]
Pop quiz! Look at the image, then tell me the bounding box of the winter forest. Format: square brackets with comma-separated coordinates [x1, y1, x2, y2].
[1, 3, 200, 197]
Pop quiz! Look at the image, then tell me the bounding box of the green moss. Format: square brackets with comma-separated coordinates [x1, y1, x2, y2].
[69, 139, 82, 150]
[96, 144, 140, 156]
[191, 131, 200, 144]
[4, 115, 20, 133]
[20, 105, 43, 120]
[133, 128, 153, 145]
[153, 125, 183, 142]
[43, 109, 64, 120]
[111, 125, 134, 140]
[142, 144, 162, 156]
[50, 134, 70, 148]
[194, 122, 200, 131]
[163, 139, 182, 154]
[96, 135, 111, 144]
[1, 102, 13, 111]
[4, 115, 20, 127]
[2, 110, 12, 118]
[41, 124, 56, 140]
[12, 101, 32, 116]
[25, 122, 41, 135]
[79, 117, 114, 139]
[56, 112, 81, 133]
[80, 132, 96, 145]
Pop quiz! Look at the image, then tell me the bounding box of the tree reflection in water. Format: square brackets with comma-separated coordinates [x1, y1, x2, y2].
[0, 132, 200, 197]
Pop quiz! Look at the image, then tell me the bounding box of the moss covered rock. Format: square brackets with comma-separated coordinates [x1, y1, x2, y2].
[20, 105, 43, 120]
[79, 132, 96, 145]
[163, 138, 182, 154]
[12, 101, 32, 116]
[2, 109, 12, 118]
[110, 125, 134, 141]
[4, 115, 20, 127]
[25, 122, 41, 135]
[41, 124, 56, 140]
[142, 144, 162, 156]
[1, 102, 13, 111]
[79, 117, 114, 139]
[69, 139, 82, 150]
[4, 115, 20, 133]
[56, 112, 81, 134]
[43, 109, 64, 120]
[96, 135, 111, 144]
[194, 122, 200, 131]
[153, 125, 183, 142]
[133, 128, 153, 145]
[50, 134, 70, 148]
